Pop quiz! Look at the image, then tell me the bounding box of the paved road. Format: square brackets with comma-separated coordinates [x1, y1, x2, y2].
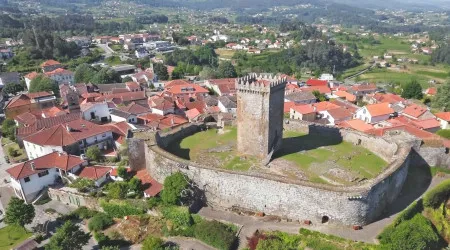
[199, 174, 450, 249]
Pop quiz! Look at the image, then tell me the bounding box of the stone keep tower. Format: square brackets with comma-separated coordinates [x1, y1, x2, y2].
[236, 73, 287, 164]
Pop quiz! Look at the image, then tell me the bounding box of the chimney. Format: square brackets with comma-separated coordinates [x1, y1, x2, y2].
[30, 162, 35, 171]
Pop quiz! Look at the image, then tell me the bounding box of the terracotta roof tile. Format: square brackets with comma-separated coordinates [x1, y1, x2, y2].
[135, 169, 162, 197]
[78, 166, 111, 180]
[40, 60, 61, 67]
[339, 119, 374, 132]
[306, 79, 328, 86]
[313, 101, 340, 112]
[365, 103, 394, 117]
[291, 104, 315, 114]
[402, 104, 428, 119]
[436, 112, 450, 122]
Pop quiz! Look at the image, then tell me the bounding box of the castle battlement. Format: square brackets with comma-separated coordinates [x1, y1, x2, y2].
[235, 73, 287, 93]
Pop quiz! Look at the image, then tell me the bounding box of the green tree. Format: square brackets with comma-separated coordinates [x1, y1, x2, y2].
[312, 90, 326, 102]
[2, 82, 24, 96]
[45, 221, 90, 250]
[432, 81, 450, 111]
[2, 119, 17, 141]
[91, 68, 121, 84]
[153, 63, 169, 81]
[199, 66, 217, 80]
[142, 235, 164, 250]
[217, 61, 237, 78]
[88, 213, 113, 232]
[116, 166, 128, 180]
[171, 66, 184, 80]
[128, 177, 143, 196]
[86, 146, 102, 162]
[74, 63, 96, 83]
[122, 76, 132, 83]
[161, 172, 188, 205]
[106, 182, 129, 199]
[401, 80, 423, 99]
[4, 197, 35, 227]
[29, 75, 58, 95]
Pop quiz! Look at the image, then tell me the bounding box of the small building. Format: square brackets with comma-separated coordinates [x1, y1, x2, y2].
[435, 112, 450, 129]
[44, 68, 75, 85]
[41, 60, 63, 73]
[80, 102, 111, 122]
[6, 152, 88, 203]
[218, 96, 237, 114]
[4, 92, 56, 119]
[78, 166, 112, 187]
[290, 105, 316, 121]
[355, 103, 395, 124]
[402, 104, 434, 120]
[285, 91, 317, 104]
[321, 107, 353, 125]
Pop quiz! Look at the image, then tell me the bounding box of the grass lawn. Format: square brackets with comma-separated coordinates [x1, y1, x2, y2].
[105, 55, 123, 66]
[0, 225, 32, 250]
[215, 48, 235, 59]
[168, 127, 387, 183]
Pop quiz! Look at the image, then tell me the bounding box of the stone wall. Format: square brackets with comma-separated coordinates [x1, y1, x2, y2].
[414, 146, 450, 167]
[130, 121, 415, 226]
[48, 187, 101, 210]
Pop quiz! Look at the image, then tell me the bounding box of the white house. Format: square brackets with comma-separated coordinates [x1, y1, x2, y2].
[436, 112, 450, 129]
[23, 119, 113, 159]
[110, 103, 151, 124]
[321, 107, 353, 125]
[218, 96, 237, 114]
[44, 68, 75, 85]
[319, 73, 334, 81]
[355, 103, 395, 124]
[80, 102, 111, 122]
[6, 152, 87, 203]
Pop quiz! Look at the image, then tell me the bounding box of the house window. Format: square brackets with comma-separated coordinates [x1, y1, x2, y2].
[24, 177, 30, 182]
[38, 170, 49, 178]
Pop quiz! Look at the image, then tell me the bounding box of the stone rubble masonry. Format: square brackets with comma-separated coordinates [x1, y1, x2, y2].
[236, 74, 286, 162]
[129, 121, 418, 226]
[48, 187, 101, 210]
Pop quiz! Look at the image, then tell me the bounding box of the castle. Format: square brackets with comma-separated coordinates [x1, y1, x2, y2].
[235, 73, 287, 164]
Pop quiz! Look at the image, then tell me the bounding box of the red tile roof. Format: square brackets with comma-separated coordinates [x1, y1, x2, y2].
[41, 60, 61, 67]
[334, 90, 356, 102]
[23, 119, 111, 146]
[425, 87, 437, 96]
[313, 101, 340, 112]
[95, 91, 146, 104]
[185, 108, 201, 119]
[185, 100, 207, 113]
[339, 119, 374, 132]
[402, 104, 428, 119]
[365, 103, 394, 117]
[78, 166, 111, 180]
[164, 79, 191, 89]
[5, 92, 54, 109]
[41, 106, 67, 117]
[306, 79, 328, 86]
[301, 86, 332, 94]
[24, 72, 39, 80]
[165, 84, 209, 96]
[117, 102, 150, 115]
[436, 112, 450, 122]
[135, 169, 162, 197]
[110, 167, 132, 177]
[44, 68, 73, 76]
[351, 83, 377, 92]
[291, 104, 315, 114]
[15, 112, 39, 126]
[327, 107, 353, 120]
[411, 118, 441, 130]
[284, 101, 296, 113]
[6, 152, 85, 179]
[372, 93, 405, 104]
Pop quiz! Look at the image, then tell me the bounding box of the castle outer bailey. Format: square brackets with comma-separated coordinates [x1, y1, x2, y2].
[235, 73, 287, 163]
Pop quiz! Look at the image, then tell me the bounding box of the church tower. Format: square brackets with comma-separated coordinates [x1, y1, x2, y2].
[235, 73, 287, 164]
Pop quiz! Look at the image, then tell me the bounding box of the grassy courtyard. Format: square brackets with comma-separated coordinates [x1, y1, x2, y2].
[167, 127, 387, 185]
[0, 225, 32, 250]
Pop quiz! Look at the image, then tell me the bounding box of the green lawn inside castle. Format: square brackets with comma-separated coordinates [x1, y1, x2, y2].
[166, 126, 387, 186]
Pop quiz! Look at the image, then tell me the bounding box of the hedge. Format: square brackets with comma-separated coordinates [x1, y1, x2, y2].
[162, 206, 193, 228]
[100, 200, 146, 218]
[393, 200, 423, 226]
[88, 213, 114, 232]
[193, 220, 237, 250]
[423, 179, 450, 209]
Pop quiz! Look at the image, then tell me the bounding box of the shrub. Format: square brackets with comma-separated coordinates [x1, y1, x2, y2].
[142, 235, 165, 250]
[73, 206, 98, 219]
[393, 200, 423, 226]
[94, 231, 110, 246]
[194, 220, 237, 250]
[108, 230, 123, 240]
[379, 214, 440, 250]
[162, 206, 193, 228]
[100, 200, 146, 218]
[255, 237, 284, 250]
[147, 197, 161, 209]
[70, 178, 95, 193]
[7, 147, 17, 157]
[423, 179, 450, 209]
[436, 129, 450, 139]
[106, 182, 129, 199]
[161, 172, 189, 205]
[88, 213, 114, 232]
[86, 146, 102, 162]
[116, 166, 128, 180]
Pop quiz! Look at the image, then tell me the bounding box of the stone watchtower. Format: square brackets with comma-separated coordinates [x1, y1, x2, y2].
[236, 73, 287, 164]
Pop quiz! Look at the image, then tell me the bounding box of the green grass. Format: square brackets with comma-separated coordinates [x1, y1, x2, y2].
[169, 128, 387, 183]
[105, 55, 123, 66]
[0, 225, 32, 250]
[415, 70, 450, 79]
[430, 167, 450, 177]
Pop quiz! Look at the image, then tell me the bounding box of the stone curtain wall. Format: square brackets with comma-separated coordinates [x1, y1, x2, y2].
[48, 187, 101, 210]
[130, 121, 414, 226]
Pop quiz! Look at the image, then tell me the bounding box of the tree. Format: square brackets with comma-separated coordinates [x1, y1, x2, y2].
[401, 80, 423, 99]
[153, 63, 169, 81]
[88, 213, 113, 232]
[106, 182, 129, 199]
[217, 61, 237, 78]
[432, 81, 450, 111]
[128, 177, 143, 197]
[4, 197, 35, 227]
[122, 76, 132, 83]
[45, 221, 90, 250]
[91, 68, 121, 84]
[199, 66, 217, 80]
[161, 172, 188, 205]
[2, 82, 24, 96]
[142, 235, 165, 250]
[29, 74, 58, 95]
[74, 63, 96, 83]
[2, 119, 17, 141]
[86, 146, 102, 162]
[171, 66, 184, 80]
[117, 166, 128, 180]
[312, 90, 326, 102]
